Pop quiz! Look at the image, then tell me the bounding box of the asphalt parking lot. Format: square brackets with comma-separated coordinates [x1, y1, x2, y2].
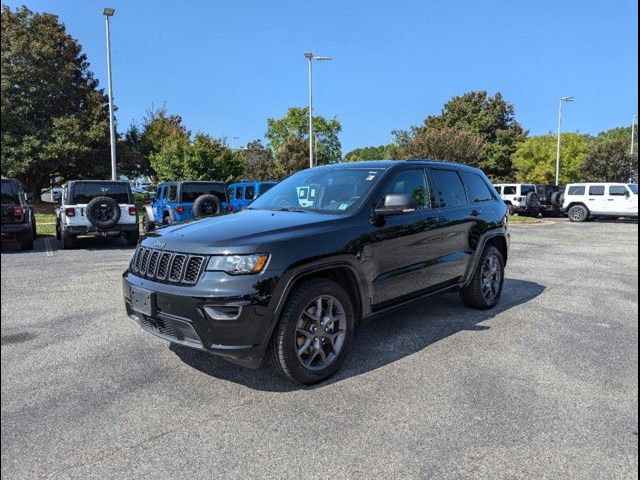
[1, 219, 638, 479]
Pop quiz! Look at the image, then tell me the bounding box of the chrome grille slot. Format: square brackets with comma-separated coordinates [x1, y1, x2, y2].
[139, 248, 151, 275]
[147, 251, 161, 277]
[183, 256, 205, 284]
[156, 252, 172, 280]
[169, 254, 187, 282]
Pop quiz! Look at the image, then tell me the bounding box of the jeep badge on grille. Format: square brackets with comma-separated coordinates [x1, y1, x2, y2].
[153, 240, 166, 249]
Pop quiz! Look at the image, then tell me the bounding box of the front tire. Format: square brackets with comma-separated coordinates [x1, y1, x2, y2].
[460, 246, 505, 310]
[568, 204, 589, 222]
[18, 231, 34, 250]
[267, 278, 355, 385]
[125, 230, 139, 246]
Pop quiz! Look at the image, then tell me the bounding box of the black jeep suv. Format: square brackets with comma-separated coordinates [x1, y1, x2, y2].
[1, 178, 36, 250]
[123, 161, 510, 384]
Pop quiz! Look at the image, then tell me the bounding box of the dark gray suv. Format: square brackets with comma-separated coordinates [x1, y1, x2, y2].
[123, 161, 510, 384]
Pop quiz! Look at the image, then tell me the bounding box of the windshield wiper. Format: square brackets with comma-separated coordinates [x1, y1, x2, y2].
[268, 207, 309, 213]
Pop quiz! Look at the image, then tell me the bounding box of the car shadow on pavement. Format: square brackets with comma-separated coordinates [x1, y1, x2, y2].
[169, 278, 546, 392]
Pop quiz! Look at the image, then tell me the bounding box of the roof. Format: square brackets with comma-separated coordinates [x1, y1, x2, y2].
[319, 159, 484, 172]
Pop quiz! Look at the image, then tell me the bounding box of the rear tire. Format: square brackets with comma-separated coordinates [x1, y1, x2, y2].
[568, 204, 589, 222]
[125, 230, 139, 246]
[266, 278, 355, 385]
[460, 246, 505, 310]
[61, 231, 76, 249]
[18, 231, 34, 250]
[506, 204, 515, 216]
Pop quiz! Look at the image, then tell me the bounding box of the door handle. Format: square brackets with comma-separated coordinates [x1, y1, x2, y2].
[608, 199, 615, 201]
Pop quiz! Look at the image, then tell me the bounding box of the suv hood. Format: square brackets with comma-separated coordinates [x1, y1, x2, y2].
[142, 209, 345, 253]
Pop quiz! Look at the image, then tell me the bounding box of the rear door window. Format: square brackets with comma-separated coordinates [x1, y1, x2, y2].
[568, 186, 585, 195]
[431, 169, 468, 209]
[71, 182, 131, 204]
[1, 180, 18, 203]
[503, 186, 517, 195]
[182, 183, 227, 202]
[520, 185, 536, 195]
[167, 185, 178, 201]
[235, 186, 243, 200]
[461, 172, 495, 204]
[589, 185, 605, 196]
[244, 186, 255, 200]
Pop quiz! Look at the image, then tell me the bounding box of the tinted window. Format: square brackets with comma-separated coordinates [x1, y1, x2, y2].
[503, 186, 517, 195]
[521, 185, 536, 195]
[235, 187, 243, 200]
[461, 172, 494, 203]
[167, 185, 178, 201]
[609, 185, 628, 196]
[71, 182, 131, 204]
[431, 169, 467, 209]
[1, 180, 18, 203]
[494, 186, 503, 194]
[181, 183, 228, 203]
[568, 186, 586, 195]
[245, 186, 255, 200]
[628, 184, 638, 194]
[589, 185, 605, 196]
[259, 183, 276, 195]
[383, 169, 432, 211]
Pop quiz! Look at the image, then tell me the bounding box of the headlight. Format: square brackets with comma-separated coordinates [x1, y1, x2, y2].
[206, 254, 269, 275]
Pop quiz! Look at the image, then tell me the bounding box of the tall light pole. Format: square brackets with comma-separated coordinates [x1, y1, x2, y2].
[555, 96, 574, 186]
[304, 52, 332, 169]
[631, 114, 638, 182]
[103, 7, 117, 181]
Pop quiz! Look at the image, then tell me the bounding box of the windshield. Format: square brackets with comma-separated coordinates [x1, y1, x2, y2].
[629, 184, 638, 194]
[1, 180, 18, 203]
[71, 182, 131, 204]
[181, 183, 227, 202]
[249, 168, 385, 213]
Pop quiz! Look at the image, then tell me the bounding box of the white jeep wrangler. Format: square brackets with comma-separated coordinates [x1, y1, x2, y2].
[562, 183, 638, 222]
[493, 183, 541, 216]
[55, 180, 139, 249]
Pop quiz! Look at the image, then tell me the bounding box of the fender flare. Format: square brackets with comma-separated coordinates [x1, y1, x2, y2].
[142, 204, 155, 223]
[460, 229, 509, 287]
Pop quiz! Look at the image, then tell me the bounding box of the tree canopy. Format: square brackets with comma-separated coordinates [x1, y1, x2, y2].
[1, 5, 110, 193]
[266, 107, 342, 166]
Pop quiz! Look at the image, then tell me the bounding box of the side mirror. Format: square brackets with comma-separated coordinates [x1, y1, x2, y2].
[374, 194, 416, 217]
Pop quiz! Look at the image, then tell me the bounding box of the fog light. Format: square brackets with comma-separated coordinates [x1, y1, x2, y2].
[204, 305, 242, 321]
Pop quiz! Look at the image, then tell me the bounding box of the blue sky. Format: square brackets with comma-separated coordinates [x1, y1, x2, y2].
[3, 0, 638, 153]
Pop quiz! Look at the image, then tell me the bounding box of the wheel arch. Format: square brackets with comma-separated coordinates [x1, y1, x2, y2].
[461, 230, 509, 287]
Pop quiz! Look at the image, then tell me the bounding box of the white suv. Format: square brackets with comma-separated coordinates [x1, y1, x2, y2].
[56, 180, 139, 248]
[493, 184, 540, 215]
[562, 183, 638, 222]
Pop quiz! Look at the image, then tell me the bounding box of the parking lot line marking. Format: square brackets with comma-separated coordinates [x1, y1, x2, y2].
[44, 238, 54, 257]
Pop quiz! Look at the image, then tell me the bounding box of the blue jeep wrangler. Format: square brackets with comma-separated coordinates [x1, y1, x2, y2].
[228, 181, 278, 211]
[142, 181, 231, 233]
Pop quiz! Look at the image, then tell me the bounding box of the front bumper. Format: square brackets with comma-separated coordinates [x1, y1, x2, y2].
[122, 269, 283, 368]
[63, 223, 138, 234]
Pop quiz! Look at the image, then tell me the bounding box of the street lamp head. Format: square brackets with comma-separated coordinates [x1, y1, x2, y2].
[561, 96, 574, 102]
[314, 56, 332, 61]
[103, 7, 115, 16]
[304, 52, 313, 59]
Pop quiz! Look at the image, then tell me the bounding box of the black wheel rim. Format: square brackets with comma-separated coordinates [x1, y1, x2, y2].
[294, 295, 347, 371]
[481, 254, 502, 302]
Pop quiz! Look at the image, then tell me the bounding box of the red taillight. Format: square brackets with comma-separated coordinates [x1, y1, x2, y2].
[65, 207, 76, 217]
[13, 206, 24, 217]
[175, 205, 185, 214]
[226, 205, 233, 213]
[128, 206, 137, 216]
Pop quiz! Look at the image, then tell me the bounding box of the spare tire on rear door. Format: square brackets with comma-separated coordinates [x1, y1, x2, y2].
[551, 191, 563, 207]
[525, 191, 542, 209]
[85, 196, 121, 230]
[192, 194, 221, 218]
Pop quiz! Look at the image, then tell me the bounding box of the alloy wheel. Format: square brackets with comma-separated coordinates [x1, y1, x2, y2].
[481, 254, 502, 302]
[294, 295, 347, 371]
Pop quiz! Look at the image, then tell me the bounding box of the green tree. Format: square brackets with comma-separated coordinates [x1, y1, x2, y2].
[343, 145, 389, 162]
[512, 133, 589, 184]
[418, 91, 527, 179]
[581, 138, 636, 183]
[266, 107, 341, 165]
[1, 6, 110, 194]
[405, 127, 484, 165]
[237, 140, 278, 180]
[276, 136, 309, 178]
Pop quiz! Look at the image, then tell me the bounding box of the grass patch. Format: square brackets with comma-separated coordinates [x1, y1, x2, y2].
[35, 213, 56, 224]
[508, 215, 542, 224]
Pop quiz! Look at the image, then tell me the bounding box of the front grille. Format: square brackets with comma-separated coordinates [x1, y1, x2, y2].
[138, 315, 202, 347]
[130, 246, 206, 286]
